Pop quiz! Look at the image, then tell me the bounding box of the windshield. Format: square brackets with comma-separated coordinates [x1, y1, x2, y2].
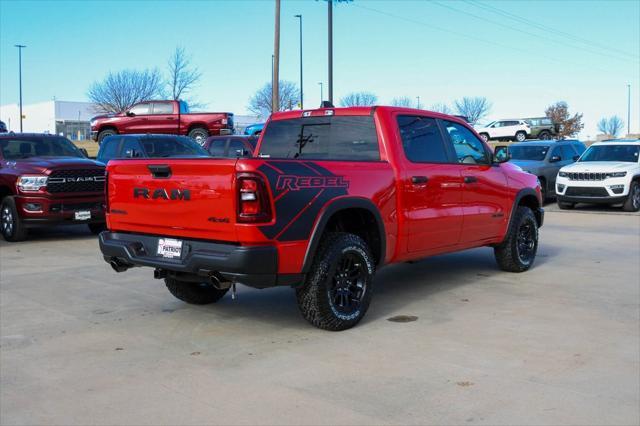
[259, 116, 379, 161]
[579, 144, 639, 163]
[140, 137, 209, 158]
[0, 136, 83, 160]
[509, 145, 549, 161]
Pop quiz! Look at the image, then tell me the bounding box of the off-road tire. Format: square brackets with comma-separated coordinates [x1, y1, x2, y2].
[188, 127, 209, 145]
[296, 232, 375, 331]
[97, 129, 117, 144]
[622, 181, 640, 212]
[88, 222, 107, 235]
[165, 277, 229, 305]
[479, 133, 489, 142]
[515, 131, 527, 142]
[557, 201, 575, 210]
[494, 206, 538, 272]
[1, 197, 28, 242]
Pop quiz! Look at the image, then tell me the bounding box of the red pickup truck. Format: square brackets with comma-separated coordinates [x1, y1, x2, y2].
[1, 133, 106, 241]
[99, 106, 543, 330]
[90, 100, 234, 144]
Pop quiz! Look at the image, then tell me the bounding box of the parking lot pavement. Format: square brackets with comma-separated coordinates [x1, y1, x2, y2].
[1, 211, 639, 426]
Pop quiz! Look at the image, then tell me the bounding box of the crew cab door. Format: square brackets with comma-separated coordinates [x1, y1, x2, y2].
[442, 120, 509, 243]
[396, 115, 464, 254]
[121, 102, 151, 134]
[148, 102, 178, 134]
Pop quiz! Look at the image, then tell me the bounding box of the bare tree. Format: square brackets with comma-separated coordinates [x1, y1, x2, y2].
[597, 116, 625, 137]
[248, 81, 300, 118]
[88, 69, 164, 114]
[430, 102, 453, 115]
[166, 47, 203, 107]
[339, 92, 378, 107]
[390, 96, 415, 108]
[545, 101, 584, 139]
[453, 97, 491, 125]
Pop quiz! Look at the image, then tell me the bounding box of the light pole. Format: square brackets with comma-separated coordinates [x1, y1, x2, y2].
[416, 96, 421, 109]
[318, 82, 324, 104]
[15, 44, 26, 132]
[294, 14, 303, 109]
[272, 0, 281, 113]
[327, 0, 333, 104]
[627, 84, 631, 135]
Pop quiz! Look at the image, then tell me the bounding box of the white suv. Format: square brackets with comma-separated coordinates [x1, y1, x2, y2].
[475, 120, 531, 142]
[555, 139, 640, 212]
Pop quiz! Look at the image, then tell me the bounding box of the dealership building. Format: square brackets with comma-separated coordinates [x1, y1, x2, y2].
[0, 100, 96, 141]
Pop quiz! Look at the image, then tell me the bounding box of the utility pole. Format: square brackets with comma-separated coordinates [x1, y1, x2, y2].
[319, 82, 324, 104]
[416, 96, 421, 109]
[272, 0, 281, 113]
[15, 44, 26, 132]
[327, 0, 333, 104]
[295, 14, 303, 109]
[627, 84, 631, 136]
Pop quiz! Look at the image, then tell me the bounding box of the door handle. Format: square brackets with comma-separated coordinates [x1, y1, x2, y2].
[464, 176, 478, 184]
[411, 176, 428, 184]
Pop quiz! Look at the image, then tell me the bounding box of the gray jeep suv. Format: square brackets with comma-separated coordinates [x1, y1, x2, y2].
[503, 140, 586, 201]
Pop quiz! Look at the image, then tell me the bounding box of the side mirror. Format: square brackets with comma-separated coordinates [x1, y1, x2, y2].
[79, 148, 89, 158]
[550, 155, 561, 163]
[493, 145, 510, 163]
[126, 111, 135, 117]
[124, 149, 138, 158]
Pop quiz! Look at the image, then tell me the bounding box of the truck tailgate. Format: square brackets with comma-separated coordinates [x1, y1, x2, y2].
[106, 159, 238, 242]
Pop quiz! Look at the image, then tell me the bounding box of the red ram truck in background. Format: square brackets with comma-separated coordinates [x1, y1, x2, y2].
[90, 100, 234, 144]
[99, 106, 544, 330]
[0, 133, 106, 241]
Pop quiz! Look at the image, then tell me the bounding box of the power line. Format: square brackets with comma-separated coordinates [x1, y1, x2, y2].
[464, 0, 638, 60]
[431, 0, 638, 64]
[352, 3, 617, 74]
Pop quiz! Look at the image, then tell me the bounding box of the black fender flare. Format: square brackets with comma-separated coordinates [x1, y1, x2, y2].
[508, 188, 544, 230]
[301, 197, 386, 273]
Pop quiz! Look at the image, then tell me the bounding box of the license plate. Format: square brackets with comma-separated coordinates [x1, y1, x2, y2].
[157, 238, 182, 259]
[75, 210, 91, 220]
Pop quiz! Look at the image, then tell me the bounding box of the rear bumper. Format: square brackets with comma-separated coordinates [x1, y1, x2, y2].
[99, 231, 299, 288]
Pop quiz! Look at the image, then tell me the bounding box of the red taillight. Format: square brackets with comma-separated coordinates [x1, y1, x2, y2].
[237, 173, 272, 223]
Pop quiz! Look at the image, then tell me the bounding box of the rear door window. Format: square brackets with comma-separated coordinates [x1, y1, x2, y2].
[152, 102, 173, 115]
[397, 115, 449, 163]
[208, 139, 228, 157]
[259, 115, 379, 161]
[97, 137, 121, 163]
[122, 138, 144, 158]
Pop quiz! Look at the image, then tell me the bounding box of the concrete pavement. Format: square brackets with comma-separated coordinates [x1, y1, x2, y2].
[1, 210, 639, 425]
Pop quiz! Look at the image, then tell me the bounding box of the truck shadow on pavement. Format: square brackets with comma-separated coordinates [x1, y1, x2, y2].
[182, 245, 561, 330]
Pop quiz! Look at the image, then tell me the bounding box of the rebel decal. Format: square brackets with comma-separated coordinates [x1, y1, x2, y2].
[276, 175, 349, 191]
[257, 161, 348, 241]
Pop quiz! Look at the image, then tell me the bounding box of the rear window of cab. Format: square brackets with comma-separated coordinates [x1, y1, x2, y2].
[258, 116, 379, 161]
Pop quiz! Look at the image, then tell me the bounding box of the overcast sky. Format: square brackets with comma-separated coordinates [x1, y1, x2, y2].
[1, 0, 638, 138]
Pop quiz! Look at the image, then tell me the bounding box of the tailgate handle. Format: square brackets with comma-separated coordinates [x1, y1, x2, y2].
[148, 164, 172, 179]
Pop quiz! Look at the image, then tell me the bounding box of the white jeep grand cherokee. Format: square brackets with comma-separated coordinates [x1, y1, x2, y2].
[555, 139, 640, 212]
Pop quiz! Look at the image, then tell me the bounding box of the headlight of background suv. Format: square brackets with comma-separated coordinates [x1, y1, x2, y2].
[559, 172, 569, 177]
[17, 175, 48, 192]
[606, 172, 627, 178]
